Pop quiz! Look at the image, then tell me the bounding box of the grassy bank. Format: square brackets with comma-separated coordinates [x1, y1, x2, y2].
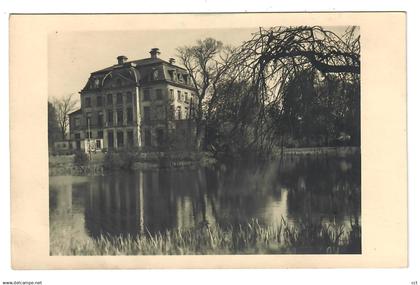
[50, 218, 361, 255]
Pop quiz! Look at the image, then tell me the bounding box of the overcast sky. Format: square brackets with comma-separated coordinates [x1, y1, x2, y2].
[48, 26, 350, 101]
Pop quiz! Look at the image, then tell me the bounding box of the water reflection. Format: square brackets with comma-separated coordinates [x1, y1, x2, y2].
[50, 153, 361, 240]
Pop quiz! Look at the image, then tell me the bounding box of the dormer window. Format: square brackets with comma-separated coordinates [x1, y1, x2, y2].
[168, 70, 175, 81]
[94, 78, 100, 88]
[153, 70, 159, 80]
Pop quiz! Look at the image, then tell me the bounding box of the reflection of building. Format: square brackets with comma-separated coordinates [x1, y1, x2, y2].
[83, 169, 212, 238]
[69, 48, 197, 151]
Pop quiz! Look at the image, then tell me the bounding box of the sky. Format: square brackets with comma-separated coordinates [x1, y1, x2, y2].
[48, 26, 351, 101]
[48, 28, 258, 100]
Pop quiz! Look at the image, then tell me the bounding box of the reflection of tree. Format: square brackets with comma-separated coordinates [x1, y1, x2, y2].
[280, 154, 361, 224]
[202, 161, 282, 228]
[80, 154, 360, 239]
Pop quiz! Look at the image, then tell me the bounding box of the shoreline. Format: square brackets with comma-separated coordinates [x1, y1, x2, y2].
[49, 146, 360, 176]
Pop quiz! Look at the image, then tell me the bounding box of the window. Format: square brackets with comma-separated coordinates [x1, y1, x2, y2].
[107, 110, 113, 124]
[156, 105, 164, 120]
[152, 70, 159, 80]
[176, 106, 182, 120]
[126, 92, 132, 104]
[127, 130, 134, 146]
[190, 104, 195, 117]
[75, 133, 81, 140]
[96, 140, 101, 149]
[126, 107, 133, 123]
[184, 92, 189, 103]
[143, 106, 150, 122]
[156, 129, 164, 146]
[168, 70, 174, 81]
[116, 93, 123, 104]
[177, 73, 182, 82]
[94, 78, 100, 88]
[185, 107, 189, 119]
[117, 131, 124, 147]
[85, 97, 91, 108]
[177, 90, 181, 102]
[117, 109, 123, 125]
[97, 112, 103, 127]
[107, 131, 114, 149]
[86, 113, 92, 127]
[156, 89, 163, 100]
[86, 131, 92, 139]
[143, 89, 150, 101]
[169, 105, 175, 120]
[75, 118, 80, 127]
[107, 94, 113, 105]
[96, 96, 103, 107]
[97, 130, 104, 139]
[169, 89, 174, 100]
[144, 129, 151, 147]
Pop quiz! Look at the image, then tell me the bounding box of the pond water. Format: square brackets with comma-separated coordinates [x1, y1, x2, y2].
[50, 152, 361, 252]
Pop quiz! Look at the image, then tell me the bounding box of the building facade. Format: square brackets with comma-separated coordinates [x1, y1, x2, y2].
[69, 48, 198, 151]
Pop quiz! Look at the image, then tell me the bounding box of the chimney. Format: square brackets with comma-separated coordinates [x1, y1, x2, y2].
[169, 58, 175, 65]
[150, 48, 160, 59]
[117, 55, 128, 65]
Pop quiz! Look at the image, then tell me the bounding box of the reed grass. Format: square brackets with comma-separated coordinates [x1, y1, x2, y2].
[50, 218, 361, 255]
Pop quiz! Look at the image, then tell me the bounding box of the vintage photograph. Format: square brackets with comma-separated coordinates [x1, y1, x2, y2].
[48, 25, 361, 255]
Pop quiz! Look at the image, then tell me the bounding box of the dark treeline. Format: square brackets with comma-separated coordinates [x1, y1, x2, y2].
[177, 26, 360, 159]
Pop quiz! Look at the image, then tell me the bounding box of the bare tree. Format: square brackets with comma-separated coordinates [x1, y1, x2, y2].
[225, 26, 361, 156]
[176, 27, 360, 157]
[177, 38, 234, 149]
[52, 93, 78, 140]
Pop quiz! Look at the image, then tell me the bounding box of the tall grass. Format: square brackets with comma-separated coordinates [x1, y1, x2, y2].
[50, 218, 361, 255]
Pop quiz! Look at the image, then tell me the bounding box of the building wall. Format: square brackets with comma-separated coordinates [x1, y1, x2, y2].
[70, 54, 198, 151]
[81, 85, 139, 149]
[139, 82, 197, 148]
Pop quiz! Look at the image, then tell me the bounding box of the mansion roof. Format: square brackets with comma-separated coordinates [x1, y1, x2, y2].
[81, 50, 196, 93]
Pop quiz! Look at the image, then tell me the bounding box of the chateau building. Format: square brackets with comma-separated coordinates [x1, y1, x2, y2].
[69, 48, 198, 151]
